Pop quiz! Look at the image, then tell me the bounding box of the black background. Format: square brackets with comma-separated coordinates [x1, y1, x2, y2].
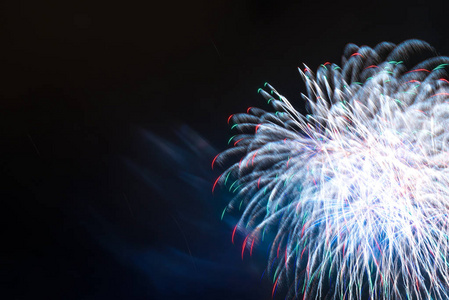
[3, 0, 449, 299]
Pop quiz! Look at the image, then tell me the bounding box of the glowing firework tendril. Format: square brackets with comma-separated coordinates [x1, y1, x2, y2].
[214, 40, 449, 299]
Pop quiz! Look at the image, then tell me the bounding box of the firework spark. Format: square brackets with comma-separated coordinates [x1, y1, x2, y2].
[214, 40, 449, 299]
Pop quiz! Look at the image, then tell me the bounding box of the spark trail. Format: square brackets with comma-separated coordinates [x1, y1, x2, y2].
[214, 40, 449, 299]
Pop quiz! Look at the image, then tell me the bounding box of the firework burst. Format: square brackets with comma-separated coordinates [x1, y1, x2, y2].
[213, 40, 449, 299]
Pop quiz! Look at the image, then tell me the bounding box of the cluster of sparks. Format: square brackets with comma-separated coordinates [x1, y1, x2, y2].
[213, 40, 449, 299]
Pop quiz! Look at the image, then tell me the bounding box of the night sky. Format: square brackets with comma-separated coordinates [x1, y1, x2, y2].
[3, 1, 449, 299]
